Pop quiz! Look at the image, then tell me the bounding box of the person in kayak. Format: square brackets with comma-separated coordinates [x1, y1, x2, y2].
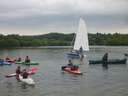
[25, 56, 30, 63]
[22, 69, 29, 79]
[5, 57, 10, 61]
[102, 53, 108, 68]
[61, 59, 73, 70]
[16, 66, 21, 80]
[67, 59, 73, 67]
[17, 57, 22, 62]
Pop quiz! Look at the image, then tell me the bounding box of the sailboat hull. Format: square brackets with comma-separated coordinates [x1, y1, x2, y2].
[67, 52, 80, 59]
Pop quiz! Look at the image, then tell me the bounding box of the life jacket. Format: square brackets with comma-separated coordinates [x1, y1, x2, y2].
[22, 72, 29, 79]
[16, 69, 21, 74]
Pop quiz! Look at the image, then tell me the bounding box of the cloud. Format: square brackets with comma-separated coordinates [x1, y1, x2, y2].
[0, 0, 128, 34]
[0, 0, 128, 19]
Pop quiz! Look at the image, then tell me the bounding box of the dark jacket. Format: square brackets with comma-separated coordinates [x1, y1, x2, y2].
[16, 69, 21, 75]
[102, 53, 108, 61]
[22, 72, 29, 79]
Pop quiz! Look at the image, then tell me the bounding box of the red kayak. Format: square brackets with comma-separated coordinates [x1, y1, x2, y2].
[62, 67, 83, 75]
[28, 67, 38, 75]
[5, 67, 38, 78]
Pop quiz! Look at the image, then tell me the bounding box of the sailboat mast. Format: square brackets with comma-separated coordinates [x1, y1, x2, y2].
[70, 33, 76, 51]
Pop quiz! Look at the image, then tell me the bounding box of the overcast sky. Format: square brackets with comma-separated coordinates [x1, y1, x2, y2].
[0, 0, 128, 35]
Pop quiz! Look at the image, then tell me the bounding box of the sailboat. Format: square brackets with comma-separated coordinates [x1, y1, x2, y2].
[67, 18, 89, 59]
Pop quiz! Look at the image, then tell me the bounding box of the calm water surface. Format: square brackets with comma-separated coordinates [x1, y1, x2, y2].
[0, 46, 128, 96]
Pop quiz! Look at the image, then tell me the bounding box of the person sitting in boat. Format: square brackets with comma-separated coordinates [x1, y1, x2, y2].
[5, 57, 10, 61]
[79, 47, 84, 61]
[22, 69, 29, 79]
[102, 53, 108, 67]
[17, 57, 22, 62]
[25, 56, 30, 63]
[80, 54, 84, 61]
[16, 66, 21, 80]
[61, 59, 73, 70]
[67, 59, 73, 67]
[79, 47, 83, 54]
[71, 65, 79, 71]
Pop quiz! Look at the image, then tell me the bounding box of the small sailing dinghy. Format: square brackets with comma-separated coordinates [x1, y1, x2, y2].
[67, 18, 89, 59]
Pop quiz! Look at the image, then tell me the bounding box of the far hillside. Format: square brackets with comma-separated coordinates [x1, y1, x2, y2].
[0, 32, 128, 48]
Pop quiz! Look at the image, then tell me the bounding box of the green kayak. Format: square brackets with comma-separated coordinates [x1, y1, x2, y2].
[16, 61, 39, 65]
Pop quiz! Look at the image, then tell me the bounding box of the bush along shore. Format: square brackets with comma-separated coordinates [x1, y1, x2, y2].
[0, 32, 128, 48]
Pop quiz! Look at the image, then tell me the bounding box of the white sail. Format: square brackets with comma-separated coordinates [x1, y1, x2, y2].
[73, 18, 89, 51]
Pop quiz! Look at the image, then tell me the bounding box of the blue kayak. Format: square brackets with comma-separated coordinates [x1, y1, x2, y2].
[0, 61, 12, 65]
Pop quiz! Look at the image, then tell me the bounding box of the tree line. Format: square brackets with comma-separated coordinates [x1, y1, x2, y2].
[0, 32, 128, 48]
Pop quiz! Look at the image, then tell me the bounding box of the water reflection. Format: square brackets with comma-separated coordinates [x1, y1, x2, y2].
[20, 83, 35, 89]
[102, 65, 108, 70]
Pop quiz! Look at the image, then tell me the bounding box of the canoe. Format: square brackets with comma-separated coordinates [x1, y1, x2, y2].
[5, 67, 38, 78]
[89, 59, 127, 65]
[61, 66, 82, 75]
[16, 61, 39, 65]
[19, 75, 35, 85]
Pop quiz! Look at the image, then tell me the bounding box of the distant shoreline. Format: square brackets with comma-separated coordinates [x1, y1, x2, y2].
[0, 33, 128, 48]
[0, 45, 128, 50]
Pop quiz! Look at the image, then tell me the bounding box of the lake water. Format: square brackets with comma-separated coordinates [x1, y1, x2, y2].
[0, 46, 128, 96]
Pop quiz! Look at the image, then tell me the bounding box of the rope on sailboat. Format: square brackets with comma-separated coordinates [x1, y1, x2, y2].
[70, 33, 76, 51]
